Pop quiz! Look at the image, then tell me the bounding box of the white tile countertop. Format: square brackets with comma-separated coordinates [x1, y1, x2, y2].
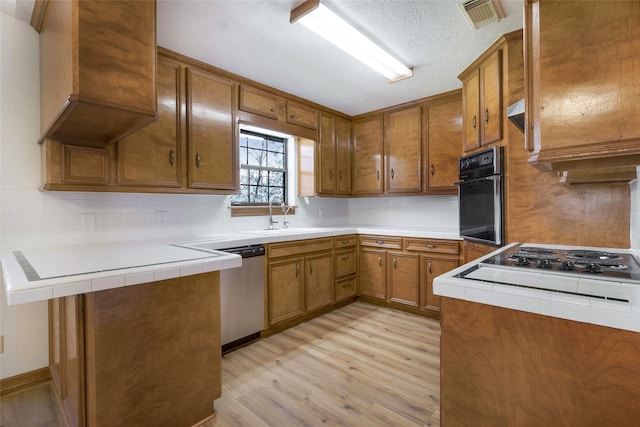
[434, 242, 640, 333]
[1, 225, 460, 305]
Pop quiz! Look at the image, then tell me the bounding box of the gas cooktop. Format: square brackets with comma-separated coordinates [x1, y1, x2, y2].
[480, 243, 640, 283]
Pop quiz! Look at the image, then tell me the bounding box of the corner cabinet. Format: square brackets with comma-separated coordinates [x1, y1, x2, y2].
[352, 116, 385, 195]
[524, 0, 640, 182]
[36, 0, 157, 147]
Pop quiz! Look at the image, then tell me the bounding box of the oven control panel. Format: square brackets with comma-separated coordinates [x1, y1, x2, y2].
[459, 146, 502, 179]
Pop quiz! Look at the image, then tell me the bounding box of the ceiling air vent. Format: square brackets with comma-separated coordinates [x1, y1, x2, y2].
[460, 0, 504, 30]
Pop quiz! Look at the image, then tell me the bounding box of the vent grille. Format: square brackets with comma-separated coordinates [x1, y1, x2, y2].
[460, 0, 504, 29]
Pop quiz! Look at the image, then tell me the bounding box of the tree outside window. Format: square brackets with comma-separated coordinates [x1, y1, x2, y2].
[231, 130, 287, 205]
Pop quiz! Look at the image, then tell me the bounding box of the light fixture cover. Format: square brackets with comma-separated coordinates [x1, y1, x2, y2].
[291, 0, 413, 82]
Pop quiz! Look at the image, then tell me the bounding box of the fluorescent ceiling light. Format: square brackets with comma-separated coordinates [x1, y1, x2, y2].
[290, 0, 413, 83]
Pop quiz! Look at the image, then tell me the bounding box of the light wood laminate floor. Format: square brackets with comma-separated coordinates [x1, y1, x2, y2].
[0, 302, 441, 426]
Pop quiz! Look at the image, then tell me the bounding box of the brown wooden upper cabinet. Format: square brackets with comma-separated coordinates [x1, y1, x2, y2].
[118, 49, 238, 193]
[238, 85, 284, 120]
[424, 92, 463, 193]
[459, 49, 503, 152]
[385, 106, 422, 194]
[37, 0, 157, 147]
[287, 101, 319, 130]
[318, 113, 352, 195]
[352, 116, 385, 195]
[525, 0, 640, 178]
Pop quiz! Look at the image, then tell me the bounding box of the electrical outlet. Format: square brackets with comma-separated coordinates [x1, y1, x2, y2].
[156, 211, 168, 225]
[82, 213, 96, 231]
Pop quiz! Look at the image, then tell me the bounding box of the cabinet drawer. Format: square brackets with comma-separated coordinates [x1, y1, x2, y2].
[239, 85, 282, 120]
[404, 238, 459, 255]
[335, 250, 356, 277]
[359, 235, 402, 249]
[267, 238, 333, 258]
[287, 101, 318, 129]
[336, 276, 357, 301]
[334, 235, 357, 249]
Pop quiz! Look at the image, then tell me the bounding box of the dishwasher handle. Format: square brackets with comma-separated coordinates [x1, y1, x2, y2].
[221, 245, 265, 258]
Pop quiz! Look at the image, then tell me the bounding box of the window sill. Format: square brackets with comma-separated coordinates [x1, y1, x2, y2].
[229, 206, 297, 217]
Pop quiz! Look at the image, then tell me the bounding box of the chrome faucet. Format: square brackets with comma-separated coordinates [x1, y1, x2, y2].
[268, 194, 279, 229]
[281, 202, 292, 228]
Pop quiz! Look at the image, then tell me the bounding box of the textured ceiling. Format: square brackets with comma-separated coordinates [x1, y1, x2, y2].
[7, 0, 524, 116]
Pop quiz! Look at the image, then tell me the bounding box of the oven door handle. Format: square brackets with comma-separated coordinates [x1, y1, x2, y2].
[455, 175, 501, 185]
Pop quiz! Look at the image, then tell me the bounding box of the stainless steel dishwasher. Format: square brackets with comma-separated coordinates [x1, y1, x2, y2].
[219, 245, 265, 354]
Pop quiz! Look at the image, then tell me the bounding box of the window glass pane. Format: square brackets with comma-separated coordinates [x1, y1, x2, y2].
[269, 171, 285, 187]
[268, 139, 284, 153]
[267, 151, 284, 169]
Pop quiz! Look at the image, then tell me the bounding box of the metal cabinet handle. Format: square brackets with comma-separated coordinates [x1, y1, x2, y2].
[342, 282, 349, 289]
[484, 108, 489, 123]
[296, 263, 299, 277]
[341, 239, 349, 244]
[339, 170, 343, 181]
[195, 152, 201, 168]
[270, 107, 275, 113]
[393, 257, 397, 269]
[342, 256, 350, 261]
[428, 261, 432, 274]
[378, 256, 382, 266]
[169, 149, 175, 166]
[375, 240, 385, 245]
[309, 262, 313, 274]
[430, 164, 435, 176]
[376, 170, 380, 180]
[472, 115, 477, 129]
[391, 168, 395, 180]
[329, 169, 333, 180]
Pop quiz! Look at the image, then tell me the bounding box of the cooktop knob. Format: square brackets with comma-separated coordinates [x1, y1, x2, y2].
[537, 259, 553, 269]
[584, 262, 603, 274]
[560, 261, 576, 271]
[516, 256, 530, 266]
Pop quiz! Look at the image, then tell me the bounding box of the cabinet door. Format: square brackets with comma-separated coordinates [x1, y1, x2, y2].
[359, 249, 386, 300]
[353, 116, 384, 194]
[463, 241, 496, 264]
[462, 70, 480, 151]
[186, 68, 238, 191]
[425, 96, 462, 192]
[238, 85, 281, 120]
[386, 106, 422, 193]
[423, 257, 458, 312]
[268, 258, 305, 325]
[118, 56, 182, 187]
[305, 253, 334, 312]
[336, 117, 352, 194]
[287, 101, 318, 130]
[480, 49, 503, 145]
[336, 276, 357, 302]
[388, 253, 419, 307]
[318, 113, 336, 194]
[63, 296, 86, 427]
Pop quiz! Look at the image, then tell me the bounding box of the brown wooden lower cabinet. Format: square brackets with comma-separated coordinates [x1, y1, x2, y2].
[440, 297, 640, 426]
[49, 273, 222, 427]
[462, 240, 497, 264]
[359, 235, 460, 317]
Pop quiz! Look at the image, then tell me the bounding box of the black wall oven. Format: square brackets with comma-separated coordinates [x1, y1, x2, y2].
[457, 146, 504, 246]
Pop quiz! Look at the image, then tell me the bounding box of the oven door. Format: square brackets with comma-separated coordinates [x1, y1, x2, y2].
[458, 175, 503, 246]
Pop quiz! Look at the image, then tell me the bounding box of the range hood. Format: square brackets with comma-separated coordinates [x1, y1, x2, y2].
[507, 98, 525, 132]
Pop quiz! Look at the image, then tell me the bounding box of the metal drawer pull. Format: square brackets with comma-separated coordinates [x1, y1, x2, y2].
[378, 256, 382, 266]
[309, 262, 313, 274]
[393, 257, 397, 269]
[376, 170, 380, 180]
[342, 256, 350, 261]
[425, 244, 436, 248]
[375, 240, 385, 245]
[169, 149, 175, 166]
[391, 168, 395, 179]
[195, 152, 201, 168]
[342, 282, 349, 288]
[341, 239, 350, 244]
[472, 114, 477, 129]
[428, 261, 432, 274]
[430, 164, 435, 176]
